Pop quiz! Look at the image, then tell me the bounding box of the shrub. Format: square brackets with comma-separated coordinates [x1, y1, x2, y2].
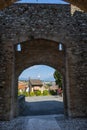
[57, 88, 63, 96]
[22, 91, 29, 97]
[43, 90, 49, 96]
[18, 91, 22, 96]
[50, 90, 57, 95]
[35, 90, 41, 96]
[18, 91, 29, 97]
[29, 92, 35, 96]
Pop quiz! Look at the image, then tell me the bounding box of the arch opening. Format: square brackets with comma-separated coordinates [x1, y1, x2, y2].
[18, 65, 64, 116]
[14, 38, 68, 118]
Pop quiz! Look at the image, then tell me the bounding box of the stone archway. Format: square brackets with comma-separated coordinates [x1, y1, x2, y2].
[15, 39, 68, 117]
[15, 39, 65, 77]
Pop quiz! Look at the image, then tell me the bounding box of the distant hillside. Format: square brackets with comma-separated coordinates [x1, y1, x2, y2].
[19, 76, 55, 82]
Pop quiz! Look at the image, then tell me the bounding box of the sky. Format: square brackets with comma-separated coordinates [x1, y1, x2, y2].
[19, 65, 56, 81]
[17, 0, 68, 4]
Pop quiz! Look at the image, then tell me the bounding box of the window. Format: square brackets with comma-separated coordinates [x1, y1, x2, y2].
[17, 43, 21, 51]
[58, 43, 63, 51]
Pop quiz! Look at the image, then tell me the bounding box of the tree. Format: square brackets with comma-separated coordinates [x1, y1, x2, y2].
[53, 70, 62, 89]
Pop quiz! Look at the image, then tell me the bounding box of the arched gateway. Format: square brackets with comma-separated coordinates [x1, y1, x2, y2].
[15, 39, 67, 116]
[0, 4, 87, 120]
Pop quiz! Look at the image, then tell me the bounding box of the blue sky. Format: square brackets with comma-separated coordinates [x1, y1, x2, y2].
[19, 65, 56, 81]
[17, 0, 68, 4]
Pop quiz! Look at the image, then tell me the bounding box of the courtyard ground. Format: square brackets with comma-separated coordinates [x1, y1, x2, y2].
[22, 95, 64, 116]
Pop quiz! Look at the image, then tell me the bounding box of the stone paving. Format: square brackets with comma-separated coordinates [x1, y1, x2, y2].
[0, 114, 87, 130]
[0, 96, 87, 130]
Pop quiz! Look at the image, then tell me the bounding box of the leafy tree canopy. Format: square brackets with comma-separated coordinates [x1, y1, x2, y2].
[53, 70, 62, 89]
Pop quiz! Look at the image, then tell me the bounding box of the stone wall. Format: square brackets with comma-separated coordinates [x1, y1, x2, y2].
[0, 0, 18, 10]
[18, 95, 25, 116]
[0, 4, 87, 120]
